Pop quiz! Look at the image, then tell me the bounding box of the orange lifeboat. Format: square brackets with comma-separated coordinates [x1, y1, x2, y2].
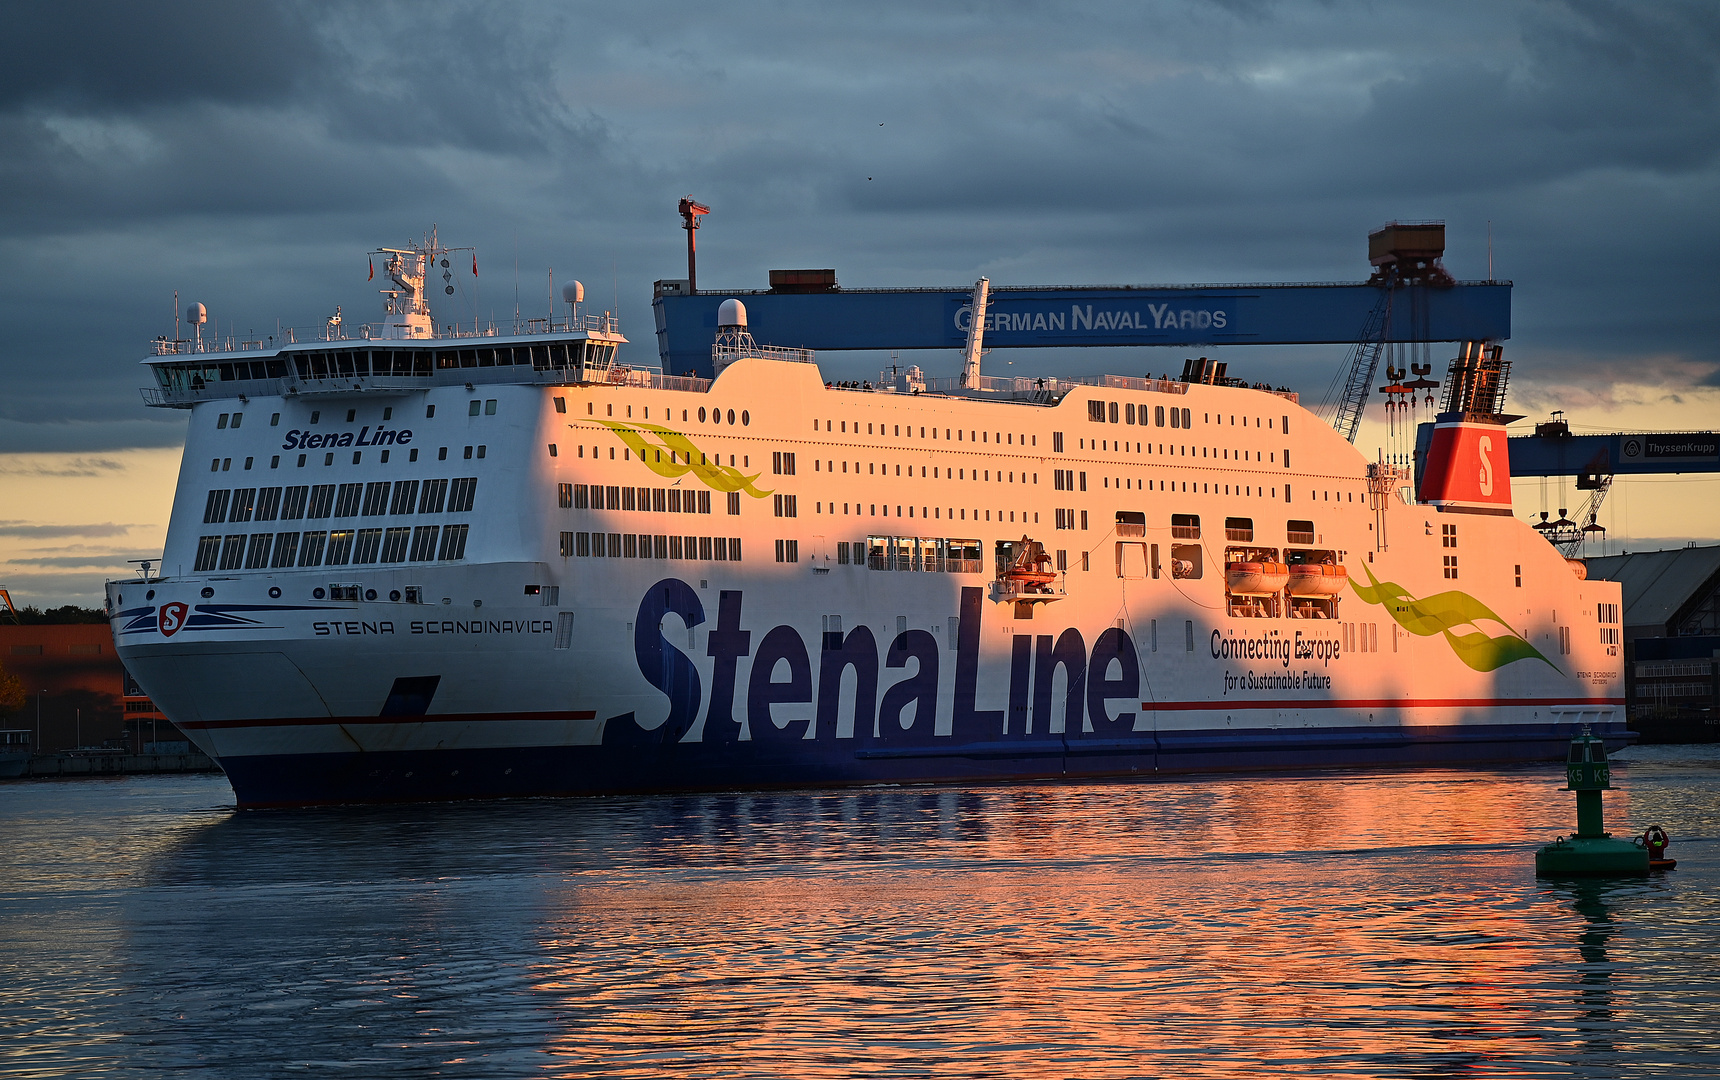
[1287, 563, 1348, 596]
[1226, 561, 1289, 595]
[1002, 537, 1058, 587]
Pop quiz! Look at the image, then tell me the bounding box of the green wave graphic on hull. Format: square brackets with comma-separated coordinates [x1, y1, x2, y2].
[1350, 565, 1559, 673]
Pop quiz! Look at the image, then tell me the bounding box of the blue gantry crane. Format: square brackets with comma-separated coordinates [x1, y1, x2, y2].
[1505, 415, 1720, 553]
[650, 212, 1509, 383]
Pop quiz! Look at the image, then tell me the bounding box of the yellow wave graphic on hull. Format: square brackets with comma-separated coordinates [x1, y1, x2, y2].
[594, 420, 772, 498]
[1350, 564, 1559, 673]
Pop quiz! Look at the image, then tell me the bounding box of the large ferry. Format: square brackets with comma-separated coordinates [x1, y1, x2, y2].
[107, 233, 1625, 807]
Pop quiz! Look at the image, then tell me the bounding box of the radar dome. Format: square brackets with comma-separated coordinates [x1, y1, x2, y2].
[561, 280, 584, 304]
[718, 298, 747, 328]
[186, 302, 207, 325]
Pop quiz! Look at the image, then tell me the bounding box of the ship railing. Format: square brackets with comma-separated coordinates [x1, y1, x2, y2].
[866, 553, 983, 574]
[713, 343, 817, 367]
[145, 314, 622, 356]
[139, 366, 715, 408]
[918, 373, 1192, 396]
[993, 577, 1066, 603]
[605, 366, 713, 392]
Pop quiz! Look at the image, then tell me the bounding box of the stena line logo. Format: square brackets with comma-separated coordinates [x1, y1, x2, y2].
[159, 602, 189, 637]
[280, 426, 413, 451]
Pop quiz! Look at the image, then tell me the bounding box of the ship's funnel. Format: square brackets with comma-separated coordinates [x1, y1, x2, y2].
[1415, 341, 1517, 515]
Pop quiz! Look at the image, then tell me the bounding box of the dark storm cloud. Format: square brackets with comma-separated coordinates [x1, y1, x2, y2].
[0, 2, 322, 112]
[0, 0, 1716, 453]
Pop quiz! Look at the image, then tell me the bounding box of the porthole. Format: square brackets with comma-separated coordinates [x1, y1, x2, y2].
[728, 409, 736, 424]
[364, 589, 378, 601]
[741, 410, 750, 426]
[389, 589, 401, 602]
[699, 407, 707, 422]
[313, 587, 326, 599]
[268, 587, 281, 599]
[200, 587, 215, 599]
[145, 590, 155, 601]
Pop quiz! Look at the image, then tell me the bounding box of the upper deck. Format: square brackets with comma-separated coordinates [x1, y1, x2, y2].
[140, 315, 653, 408]
[139, 231, 1295, 412]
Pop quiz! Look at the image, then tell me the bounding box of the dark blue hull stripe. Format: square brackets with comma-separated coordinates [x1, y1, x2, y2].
[213, 721, 1633, 808]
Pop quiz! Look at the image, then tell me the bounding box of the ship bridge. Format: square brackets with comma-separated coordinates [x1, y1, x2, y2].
[140, 230, 636, 409]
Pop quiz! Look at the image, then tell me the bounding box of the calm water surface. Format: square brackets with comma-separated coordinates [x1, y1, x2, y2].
[2, 747, 1717, 1078]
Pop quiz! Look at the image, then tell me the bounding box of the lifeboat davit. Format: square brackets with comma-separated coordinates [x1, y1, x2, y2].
[1287, 563, 1348, 596]
[1226, 561, 1289, 595]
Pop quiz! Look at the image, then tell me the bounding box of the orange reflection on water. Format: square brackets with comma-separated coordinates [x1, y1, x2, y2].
[526, 767, 1643, 1077]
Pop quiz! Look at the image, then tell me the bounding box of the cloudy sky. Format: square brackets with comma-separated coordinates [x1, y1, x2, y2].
[2, 0, 1717, 605]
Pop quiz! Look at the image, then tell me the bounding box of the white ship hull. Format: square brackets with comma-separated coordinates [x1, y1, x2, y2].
[111, 351, 1625, 806]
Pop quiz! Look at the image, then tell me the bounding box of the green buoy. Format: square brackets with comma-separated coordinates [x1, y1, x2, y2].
[1535, 727, 1649, 877]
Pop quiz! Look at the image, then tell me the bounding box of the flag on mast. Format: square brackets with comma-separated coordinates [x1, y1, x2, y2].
[472, 252, 479, 277]
[368, 256, 374, 282]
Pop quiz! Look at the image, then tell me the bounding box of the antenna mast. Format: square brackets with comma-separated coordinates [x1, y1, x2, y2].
[960, 278, 990, 390]
[679, 197, 710, 293]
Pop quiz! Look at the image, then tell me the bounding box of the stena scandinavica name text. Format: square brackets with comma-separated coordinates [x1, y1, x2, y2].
[281, 426, 413, 451]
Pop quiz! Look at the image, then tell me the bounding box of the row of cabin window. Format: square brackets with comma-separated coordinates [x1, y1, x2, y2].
[434, 342, 615, 370]
[571, 400, 750, 425]
[837, 538, 985, 572]
[813, 461, 1038, 483]
[203, 480, 477, 524]
[562, 532, 740, 561]
[1087, 400, 1289, 433]
[218, 406, 428, 429]
[1075, 436, 1278, 465]
[1163, 515, 1316, 543]
[812, 420, 1038, 446]
[210, 447, 482, 473]
[813, 503, 1038, 526]
[1091, 400, 1195, 428]
[292, 351, 436, 378]
[807, 446, 1274, 477]
[558, 484, 719, 514]
[193, 524, 469, 571]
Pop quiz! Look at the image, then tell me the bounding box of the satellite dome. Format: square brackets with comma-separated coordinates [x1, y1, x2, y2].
[718, 298, 747, 328]
[186, 302, 207, 325]
[561, 280, 584, 304]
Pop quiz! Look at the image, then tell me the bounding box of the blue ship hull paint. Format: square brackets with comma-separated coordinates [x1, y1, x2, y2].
[215, 721, 1632, 808]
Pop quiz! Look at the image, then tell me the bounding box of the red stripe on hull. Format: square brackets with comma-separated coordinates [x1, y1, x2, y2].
[1140, 696, 1623, 711]
[179, 709, 599, 731]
